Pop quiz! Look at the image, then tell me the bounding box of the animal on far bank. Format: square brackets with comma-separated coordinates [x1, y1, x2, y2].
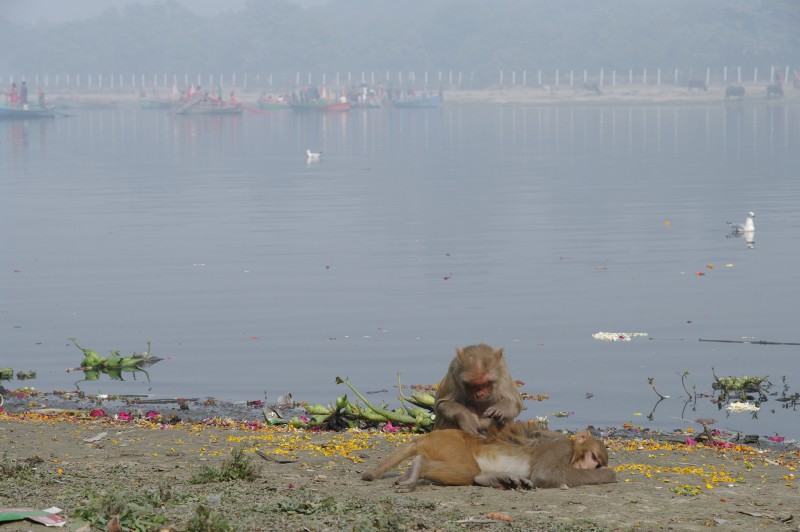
[767, 84, 784, 98]
[725, 86, 745, 99]
[583, 81, 602, 95]
[688, 79, 707, 91]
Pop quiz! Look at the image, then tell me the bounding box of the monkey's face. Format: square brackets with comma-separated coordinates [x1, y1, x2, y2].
[573, 451, 603, 469]
[464, 378, 494, 402]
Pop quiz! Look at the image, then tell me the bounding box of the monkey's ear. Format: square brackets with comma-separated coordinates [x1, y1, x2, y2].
[573, 430, 590, 444]
[456, 346, 466, 362]
[492, 347, 504, 361]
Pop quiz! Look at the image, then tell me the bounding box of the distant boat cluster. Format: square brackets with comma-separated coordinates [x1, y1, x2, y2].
[1, 81, 444, 120]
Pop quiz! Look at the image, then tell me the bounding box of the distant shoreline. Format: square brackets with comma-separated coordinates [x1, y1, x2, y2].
[39, 85, 799, 107]
[445, 85, 798, 106]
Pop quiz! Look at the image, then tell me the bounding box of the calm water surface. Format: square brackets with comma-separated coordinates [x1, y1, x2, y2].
[3, 101, 799, 438]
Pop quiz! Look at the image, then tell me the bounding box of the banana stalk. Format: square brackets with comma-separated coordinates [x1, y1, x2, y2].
[305, 404, 333, 416]
[70, 338, 103, 367]
[410, 391, 436, 408]
[104, 350, 122, 368]
[396, 373, 432, 418]
[336, 376, 418, 425]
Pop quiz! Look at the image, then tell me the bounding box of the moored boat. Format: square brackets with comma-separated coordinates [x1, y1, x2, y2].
[53, 97, 118, 110]
[139, 97, 177, 110]
[257, 94, 291, 111]
[290, 85, 351, 112]
[290, 99, 351, 112]
[391, 89, 443, 108]
[0, 103, 55, 119]
[174, 98, 243, 115]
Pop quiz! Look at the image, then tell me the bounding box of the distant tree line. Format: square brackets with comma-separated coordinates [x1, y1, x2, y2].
[1, 0, 797, 87]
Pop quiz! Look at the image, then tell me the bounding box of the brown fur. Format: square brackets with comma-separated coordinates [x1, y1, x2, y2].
[433, 344, 523, 434]
[362, 426, 616, 492]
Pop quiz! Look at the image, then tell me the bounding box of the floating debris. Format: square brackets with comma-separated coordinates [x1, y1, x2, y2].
[592, 332, 649, 342]
[726, 402, 760, 413]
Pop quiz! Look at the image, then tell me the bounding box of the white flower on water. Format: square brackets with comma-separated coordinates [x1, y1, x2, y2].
[726, 401, 760, 413]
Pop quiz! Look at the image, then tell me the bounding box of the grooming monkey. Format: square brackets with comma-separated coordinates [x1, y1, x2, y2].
[433, 344, 523, 434]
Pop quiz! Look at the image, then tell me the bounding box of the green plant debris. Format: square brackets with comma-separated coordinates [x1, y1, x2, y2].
[190, 448, 259, 484]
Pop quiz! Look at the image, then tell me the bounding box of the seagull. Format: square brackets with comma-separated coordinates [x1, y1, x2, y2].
[306, 149, 321, 161]
[729, 211, 755, 234]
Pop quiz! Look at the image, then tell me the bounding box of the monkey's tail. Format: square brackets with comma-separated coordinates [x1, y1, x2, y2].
[361, 441, 418, 481]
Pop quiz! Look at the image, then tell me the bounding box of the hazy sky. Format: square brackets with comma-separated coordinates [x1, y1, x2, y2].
[3, 0, 250, 24]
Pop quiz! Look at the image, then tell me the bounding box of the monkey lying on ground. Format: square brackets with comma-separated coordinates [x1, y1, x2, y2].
[362, 425, 616, 492]
[433, 343, 524, 434]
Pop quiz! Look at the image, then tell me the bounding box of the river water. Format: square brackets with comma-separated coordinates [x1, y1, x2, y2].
[2, 100, 799, 438]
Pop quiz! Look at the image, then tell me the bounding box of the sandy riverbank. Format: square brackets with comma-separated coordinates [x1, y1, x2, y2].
[0, 407, 798, 531]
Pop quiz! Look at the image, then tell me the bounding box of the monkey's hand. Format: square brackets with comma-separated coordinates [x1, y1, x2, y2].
[458, 415, 481, 434]
[482, 405, 507, 420]
[474, 472, 534, 489]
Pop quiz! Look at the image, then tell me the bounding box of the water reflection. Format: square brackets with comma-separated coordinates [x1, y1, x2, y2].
[493, 103, 800, 162]
[0, 119, 53, 153]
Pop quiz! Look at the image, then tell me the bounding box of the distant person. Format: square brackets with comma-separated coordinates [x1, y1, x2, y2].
[8, 82, 18, 104]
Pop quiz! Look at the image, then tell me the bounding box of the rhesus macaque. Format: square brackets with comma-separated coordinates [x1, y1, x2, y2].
[433, 344, 523, 434]
[361, 427, 616, 492]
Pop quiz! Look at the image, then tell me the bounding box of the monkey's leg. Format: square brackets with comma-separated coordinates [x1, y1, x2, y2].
[419, 459, 479, 487]
[394, 456, 424, 492]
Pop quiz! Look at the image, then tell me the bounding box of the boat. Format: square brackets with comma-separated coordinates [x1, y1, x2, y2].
[139, 97, 177, 110]
[290, 85, 351, 112]
[0, 102, 55, 119]
[351, 98, 383, 109]
[173, 96, 243, 116]
[391, 89, 443, 108]
[257, 94, 291, 111]
[138, 86, 183, 110]
[53, 97, 118, 110]
[290, 99, 351, 112]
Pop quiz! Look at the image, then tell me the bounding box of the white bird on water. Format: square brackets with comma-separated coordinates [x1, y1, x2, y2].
[729, 211, 755, 234]
[306, 148, 321, 161]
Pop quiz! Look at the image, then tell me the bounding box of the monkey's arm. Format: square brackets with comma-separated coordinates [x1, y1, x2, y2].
[474, 472, 533, 489]
[531, 466, 617, 488]
[434, 399, 482, 433]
